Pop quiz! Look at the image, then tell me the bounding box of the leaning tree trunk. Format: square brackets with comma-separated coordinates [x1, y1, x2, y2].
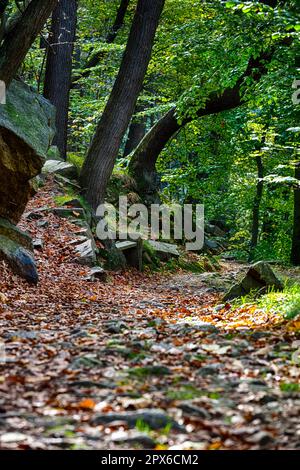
[0, 0, 58, 86]
[128, 108, 179, 201]
[291, 163, 300, 265]
[127, 46, 285, 202]
[249, 153, 264, 260]
[123, 105, 147, 157]
[80, 0, 165, 211]
[44, 0, 77, 160]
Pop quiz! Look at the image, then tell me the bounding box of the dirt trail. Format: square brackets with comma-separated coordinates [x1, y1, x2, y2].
[0, 187, 299, 450]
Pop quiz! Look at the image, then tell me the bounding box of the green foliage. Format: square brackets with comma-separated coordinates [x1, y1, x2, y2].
[20, 0, 300, 264]
[232, 282, 300, 321]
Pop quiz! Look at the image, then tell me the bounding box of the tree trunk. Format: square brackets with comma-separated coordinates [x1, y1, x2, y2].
[128, 108, 179, 200]
[44, 0, 77, 160]
[249, 154, 264, 260]
[0, 0, 58, 86]
[123, 105, 147, 157]
[80, 0, 165, 211]
[291, 163, 300, 265]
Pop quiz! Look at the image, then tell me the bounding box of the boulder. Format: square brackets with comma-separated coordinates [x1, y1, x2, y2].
[50, 207, 86, 221]
[74, 239, 97, 267]
[84, 266, 108, 282]
[116, 239, 143, 271]
[42, 160, 77, 179]
[0, 218, 32, 251]
[223, 261, 283, 301]
[0, 80, 55, 224]
[147, 240, 179, 261]
[0, 235, 38, 284]
[205, 223, 227, 238]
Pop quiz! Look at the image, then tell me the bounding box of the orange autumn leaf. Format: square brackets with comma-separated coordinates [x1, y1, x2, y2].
[78, 399, 96, 410]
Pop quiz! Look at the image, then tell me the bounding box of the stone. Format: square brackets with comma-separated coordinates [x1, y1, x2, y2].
[92, 409, 182, 430]
[0, 80, 55, 224]
[104, 321, 127, 334]
[74, 239, 97, 266]
[0, 218, 32, 251]
[33, 238, 43, 251]
[179, 402, 210, 420]
[50, 207, 86, 220]
[197, 364, 220, 377]
[116, 239, 143, 271]
[204, 238, 221, 253]
[100, 238, 127, 271]
[84, 266, 108, 282]
[223, 261, 283, 301]
[205, 224, 227, 238]
[147, 240, 179, 261]
[0, 235, 38, 284]
[248, 431, 274, 447]
[42, 160, 77, 179]
[116, 240, 137, 251]
[110, 431, 155, 448]
[37, 220, 49, 229]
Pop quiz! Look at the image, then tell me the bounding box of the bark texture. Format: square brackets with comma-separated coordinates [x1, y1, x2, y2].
[0, 0, 58, 86]
[80, 0, 165, 211]
[44, 0, 78, 159]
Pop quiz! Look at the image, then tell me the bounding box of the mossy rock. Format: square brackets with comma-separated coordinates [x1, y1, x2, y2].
[0, 80, 55, 223]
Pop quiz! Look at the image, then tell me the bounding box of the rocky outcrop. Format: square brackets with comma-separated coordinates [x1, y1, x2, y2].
[147, 240, 179, 261]
[223, 261, 283, 301]
[0, 80, 55, 282]
[0, 80, 55, 224]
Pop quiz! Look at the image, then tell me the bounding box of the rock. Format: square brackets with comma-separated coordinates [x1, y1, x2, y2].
[116, 240, 137, 251]
[92, 409, 182, 430]
[71, 355, 102, 369]
[84, 266, 108, 282]
[74, 239, 97, 266]
[205, 224, 227, 238]
[104, 321, 127, 334]
[128, 365, 171, 377]
[209, 218, 229, 233]
[5, 330, 39, 340]
[33, 238, 43, 251]
[0, 218, 32, 251]
[37, 220, 49, 228]
[179, 402, 210, 419]
[147, 240, 179, 261]
[110, 431, 155, 448]
[42, 160, 77, 179]
[203, 238, 222, 253]
[0, 80, 55, 224]
[223, 261, 283, 301]
[198, 364, 221, 377]
[116, 239, 143, 271]
[50, 207, 86, 221]
[0, 235, 38, 284]
[24, 207, 48, 220]
[72, 220, 94, 240]
[248, 431, 274, 447]
[62, 198, 85, 210]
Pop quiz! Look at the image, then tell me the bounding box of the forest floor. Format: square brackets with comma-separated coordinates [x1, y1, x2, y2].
[0, 181, 300, 450]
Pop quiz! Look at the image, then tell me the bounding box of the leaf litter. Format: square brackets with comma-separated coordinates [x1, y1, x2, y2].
[0, 180, 299, 450]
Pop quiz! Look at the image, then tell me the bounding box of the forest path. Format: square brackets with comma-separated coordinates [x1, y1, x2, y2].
[0, 185, 299, 450]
